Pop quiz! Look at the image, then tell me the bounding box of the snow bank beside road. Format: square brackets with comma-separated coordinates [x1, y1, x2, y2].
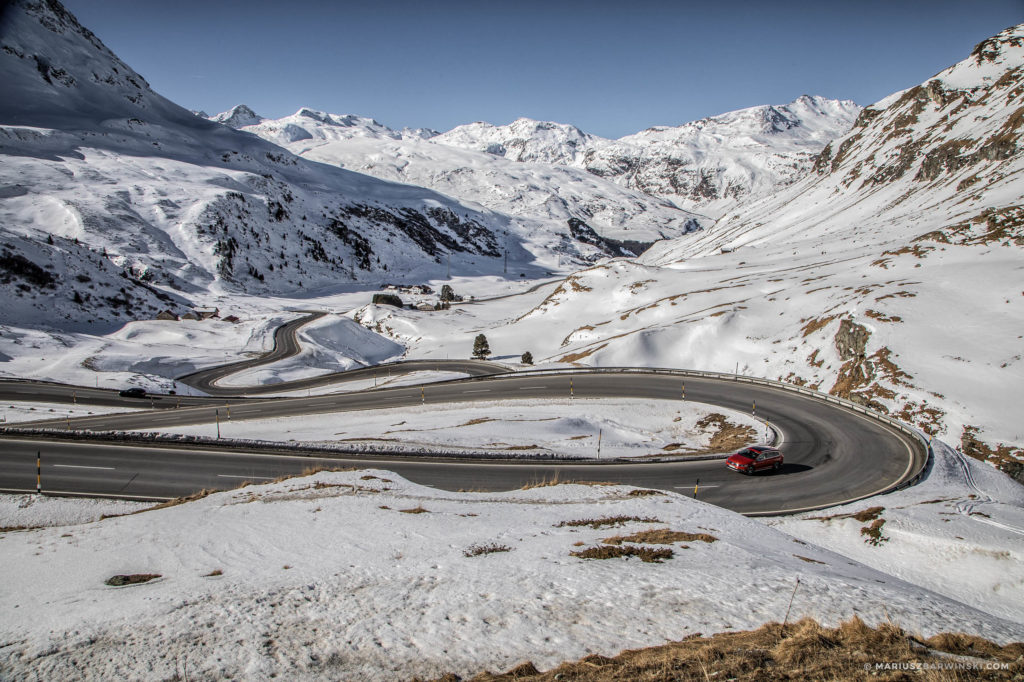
[150, 398, 767, 459]
[769, 440, 1024, 626]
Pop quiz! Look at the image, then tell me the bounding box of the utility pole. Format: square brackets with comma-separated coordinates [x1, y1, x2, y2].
[446, 254, 451, 280]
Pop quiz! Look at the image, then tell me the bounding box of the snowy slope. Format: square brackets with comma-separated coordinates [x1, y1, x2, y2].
[0, 0, 546, 333]
[219, 106, 703, 252]
[434, 96, 861, 217]
[1, 470, 1021, 680]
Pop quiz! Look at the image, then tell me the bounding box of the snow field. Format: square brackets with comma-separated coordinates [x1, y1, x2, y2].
[0, 401, 142, 424]
[770, 441, 1024, 626]
[1, 469, 1021, 681]
[145, 398, 767, 459]
[0, 493, 152, 529]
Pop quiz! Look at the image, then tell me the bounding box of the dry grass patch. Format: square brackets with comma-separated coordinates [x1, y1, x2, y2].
[398, 506, 429, 514]
[463, 543, 512, 557]
[810, 505, 884, 523]
[555, 515, 660, 530]
[136, 488, 218, 513]
[203, 569, 223, 577]
[434, 616, 1024, 681]
[627, 489, 664, 497]
[603, 529, 717, 545]
[571, 545, 673, 563]
[794, 555, 826, 565]
[521, 476, 617, 490]
[694, 413, 758, 454]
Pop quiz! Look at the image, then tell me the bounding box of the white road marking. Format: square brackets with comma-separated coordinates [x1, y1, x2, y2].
[518, 386, 548, 390]
[462, 389, 491, 393]
[674, 485, 720, 489]
[217, 474, 275, 480]
[53, 464, 116, 470]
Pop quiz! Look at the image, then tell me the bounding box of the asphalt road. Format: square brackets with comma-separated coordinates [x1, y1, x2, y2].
[0, 371, 925, 515]
[0, 306, 927, 515]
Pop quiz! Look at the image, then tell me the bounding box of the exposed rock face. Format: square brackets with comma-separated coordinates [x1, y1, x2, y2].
[834, 318, 869, 361]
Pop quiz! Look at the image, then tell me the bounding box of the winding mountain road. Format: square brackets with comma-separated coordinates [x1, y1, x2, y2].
[0, 311, 929, 515]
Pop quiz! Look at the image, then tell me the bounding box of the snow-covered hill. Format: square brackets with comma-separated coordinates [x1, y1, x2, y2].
[0, 0, 584, 332]
[214, 106, 703, 250]
[434, 96, 861, 217]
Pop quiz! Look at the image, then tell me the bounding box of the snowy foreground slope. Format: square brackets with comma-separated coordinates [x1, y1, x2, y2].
[347, 25, 1024, 473]
[1, 462, 1022, 680]
[434, 96, 860, 217]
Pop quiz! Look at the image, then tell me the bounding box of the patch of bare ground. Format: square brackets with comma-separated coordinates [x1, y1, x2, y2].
[463, 543, 512, 558]
[127, 488, 218, 514]
[0, 524, 41, 533]
[794, 555, 826, 564]
[961, 426, 1024, 485]
[520, 476, 617, 490]
[693, 413, 758, 454]
[602, 529, 717, 545]
[864, 309, 903, 323]
[570, 545, 674, 563]
[105, 573, 160, 587]
[799, 315, 837, 337]
[809, 506, 889, 546]
[627, 489, 663, 497]
[427, 616, 1024, 681]
[558, 343, 608, 364]
[556, 515, 661, 529]
[397, 506, 430, 514]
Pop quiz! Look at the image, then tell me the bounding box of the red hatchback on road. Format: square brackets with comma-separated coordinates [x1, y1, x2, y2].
[726, 445, 784, 474]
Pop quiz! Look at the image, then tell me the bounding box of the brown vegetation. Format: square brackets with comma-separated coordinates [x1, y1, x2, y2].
[602, 529, 717, 545]
[429, 616, 1024, 681]
[570, 545, 673, 563]
[463, 543, 512, 558]
[555, 516, 660, 530]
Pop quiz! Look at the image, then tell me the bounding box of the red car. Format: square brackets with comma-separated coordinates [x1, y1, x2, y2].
[726, 445, 783, 474]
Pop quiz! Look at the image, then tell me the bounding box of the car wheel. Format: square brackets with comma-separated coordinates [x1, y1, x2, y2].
[773, 462, 781, 471]
[746, 465, 754, 475]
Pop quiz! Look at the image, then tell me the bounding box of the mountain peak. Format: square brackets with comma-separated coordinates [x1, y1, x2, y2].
[210, 104, 263, 128]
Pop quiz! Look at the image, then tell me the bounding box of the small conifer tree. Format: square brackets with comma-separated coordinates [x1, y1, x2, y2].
[472, 333, 490, 359]
[521, 351, 533, 365]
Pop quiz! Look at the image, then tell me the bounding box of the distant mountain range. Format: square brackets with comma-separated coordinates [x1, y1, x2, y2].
[213, 95, 860, 222]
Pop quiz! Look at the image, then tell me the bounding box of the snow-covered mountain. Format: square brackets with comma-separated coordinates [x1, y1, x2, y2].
[212, 107, 703, 250]
[434, 96, 862, 216]
[0, 0, 632, 332]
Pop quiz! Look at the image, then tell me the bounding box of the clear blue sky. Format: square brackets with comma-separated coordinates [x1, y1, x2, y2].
[63, 0, 1023, 138]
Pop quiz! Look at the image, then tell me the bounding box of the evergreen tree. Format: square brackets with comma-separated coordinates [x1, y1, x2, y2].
[440, 284, 455, 302]
[472, 333, 490, 359]
[521, 351, 533, 365]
